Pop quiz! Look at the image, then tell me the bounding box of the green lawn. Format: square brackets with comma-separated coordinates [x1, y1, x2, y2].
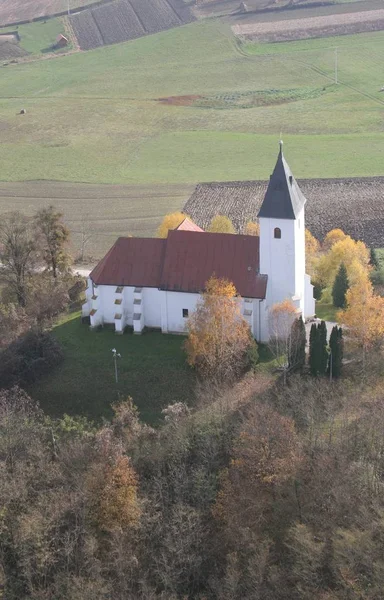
[316, 302, 338, 322]
[27, 312, 196, 425]
[1, 18, 67, 55]
[0, 21, 384, 184]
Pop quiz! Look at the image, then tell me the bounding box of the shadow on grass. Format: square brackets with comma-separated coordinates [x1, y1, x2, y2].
[27, 313, 196, 426]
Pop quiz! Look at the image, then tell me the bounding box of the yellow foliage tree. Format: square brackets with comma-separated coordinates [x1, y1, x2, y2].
[315, 235, 370, 289]
[90, 454, 141, 531]
[323, 228, 347, 251]
[208, 215, 235, 234]
[157, 212, 188, 238]
[337, 278, 384, 366]
[185, 276, 256, 382]
[245, 221, 260, 236]
[305, 229, 320, 276]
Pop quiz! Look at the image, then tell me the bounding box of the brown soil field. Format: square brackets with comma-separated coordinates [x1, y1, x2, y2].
[0, 41, 27, 60]
[184, 178, 384, 247]
[158, 95, 201, 106]
[194, 0, 377, 19]
[232, 8, 384, 40]
[0, 0, 111, 27]
[0, 181, 193, 259]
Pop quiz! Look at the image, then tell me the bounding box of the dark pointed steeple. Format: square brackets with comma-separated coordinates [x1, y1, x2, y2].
[258, 142, 306, 220]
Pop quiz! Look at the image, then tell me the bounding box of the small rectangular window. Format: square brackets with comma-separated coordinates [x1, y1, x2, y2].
[182, 309, 189, 318]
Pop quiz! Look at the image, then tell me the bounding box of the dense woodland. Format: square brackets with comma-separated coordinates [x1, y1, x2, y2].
[1, 210, 384, 598]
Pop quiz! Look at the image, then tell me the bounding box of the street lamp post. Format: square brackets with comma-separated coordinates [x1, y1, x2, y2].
[111, 348, 121, 384]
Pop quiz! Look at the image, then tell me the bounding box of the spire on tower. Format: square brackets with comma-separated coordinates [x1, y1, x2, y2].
[257, 143, 306, 220]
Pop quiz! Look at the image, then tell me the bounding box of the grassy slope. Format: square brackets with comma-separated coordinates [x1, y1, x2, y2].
[1, 18, 66, 54]
[28, 312, 196, 424]
[0, 22, 384, 183]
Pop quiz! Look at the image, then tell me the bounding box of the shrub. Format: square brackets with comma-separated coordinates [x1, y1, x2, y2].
[0, 331, 63, 388]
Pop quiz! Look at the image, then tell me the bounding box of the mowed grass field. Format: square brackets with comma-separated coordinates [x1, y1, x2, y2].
[27, 312, 196, 424]
[1, 20, 384, 249]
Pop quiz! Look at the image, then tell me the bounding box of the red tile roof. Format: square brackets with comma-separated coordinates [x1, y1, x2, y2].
[90, 237, 165, 287]
[160, 230, 267, 298]
[176, 217, 204, 232]
[90, 231, 267, 299]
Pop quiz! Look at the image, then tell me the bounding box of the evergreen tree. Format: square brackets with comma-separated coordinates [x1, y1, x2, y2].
[289, 316, 306, 371]
[370, 247, 380, 270]
[328, 325, 343, 379]
[309, 323, 319, 376]
[318, 320, 328, 375]
[332, 263, 349, 308]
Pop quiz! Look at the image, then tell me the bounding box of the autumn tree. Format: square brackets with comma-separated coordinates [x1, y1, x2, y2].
[268, 299, 298, 383]
[208, 215, 235, 234]
[323, 228, 347, 251]
[315, 234, 370, 290]
[245, 221, 259, 236]
[337, 278, 384, 369]
[35, 205, 71, 278]
[305, 228, 320, 276]
[332, 262, 349, 308]
[185, 276, 256, 382]
[0, 212, 37, 306]
[157, 211, 188, 238]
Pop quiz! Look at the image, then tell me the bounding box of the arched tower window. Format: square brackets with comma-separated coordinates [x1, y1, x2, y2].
[274, 227, 281, 239]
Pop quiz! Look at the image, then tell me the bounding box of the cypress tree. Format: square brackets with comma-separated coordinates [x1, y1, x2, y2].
[318, 320, 328, 375]
[289, 316, 306, 372]
[332, 263, 349, 309]
[309, 322, 319, 376]
[328, 325, 343, 379]
[370, 247, 380, 270]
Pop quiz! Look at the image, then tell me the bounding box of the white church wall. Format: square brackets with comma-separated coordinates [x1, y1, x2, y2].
[98, 285, 117, 323]
[304, 274, 315, 318]
[294, 206, 306, 314]
[143, 288, 162, 328]
[165, 291, 200, 333]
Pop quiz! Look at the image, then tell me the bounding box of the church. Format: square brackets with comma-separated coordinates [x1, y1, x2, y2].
[82, 144, 315, 342]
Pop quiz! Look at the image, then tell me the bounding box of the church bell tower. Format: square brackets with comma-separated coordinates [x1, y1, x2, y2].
[258, 142, 307, 319]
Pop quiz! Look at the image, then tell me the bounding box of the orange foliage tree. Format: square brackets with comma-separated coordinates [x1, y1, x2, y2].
[157, 212, 189, 238]
[185, 276, 256, 382]
[208, 215, 235, 234]
[337, 278, 384, 368]
[245, 221, 260, 236]
[214, 403, 301, 528]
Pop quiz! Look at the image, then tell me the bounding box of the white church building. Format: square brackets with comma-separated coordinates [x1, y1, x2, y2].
[82, 144, 315, 342]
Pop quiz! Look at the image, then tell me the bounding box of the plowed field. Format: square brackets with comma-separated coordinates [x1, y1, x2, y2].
[184, 178, 384, 247]
[233, 8, 384, 41]
[70, 0, 194, 50]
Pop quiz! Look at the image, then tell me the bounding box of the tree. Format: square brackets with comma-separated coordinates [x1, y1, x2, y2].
[268, 299, 298, 384]
[328, 325, 343, 379]
[370, 247, 380, 270]
[289, 316, 306, 372]
[332, 263, 349, 308]
[207, 215, 235, 234]
[0, 212, 37, 306]
[318, 320, 328, 375]
[245, 221, 259, 236]
[185, 276, 256, 383]
[337, 278, 384, 369]
[157, 211, 188, 238]
[35, 205, 71, 279]
[315, 235, 370, 290]
[305, 229, 320, 276]
[309, 322, 319, 376]
[323, 228, 347, 251]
